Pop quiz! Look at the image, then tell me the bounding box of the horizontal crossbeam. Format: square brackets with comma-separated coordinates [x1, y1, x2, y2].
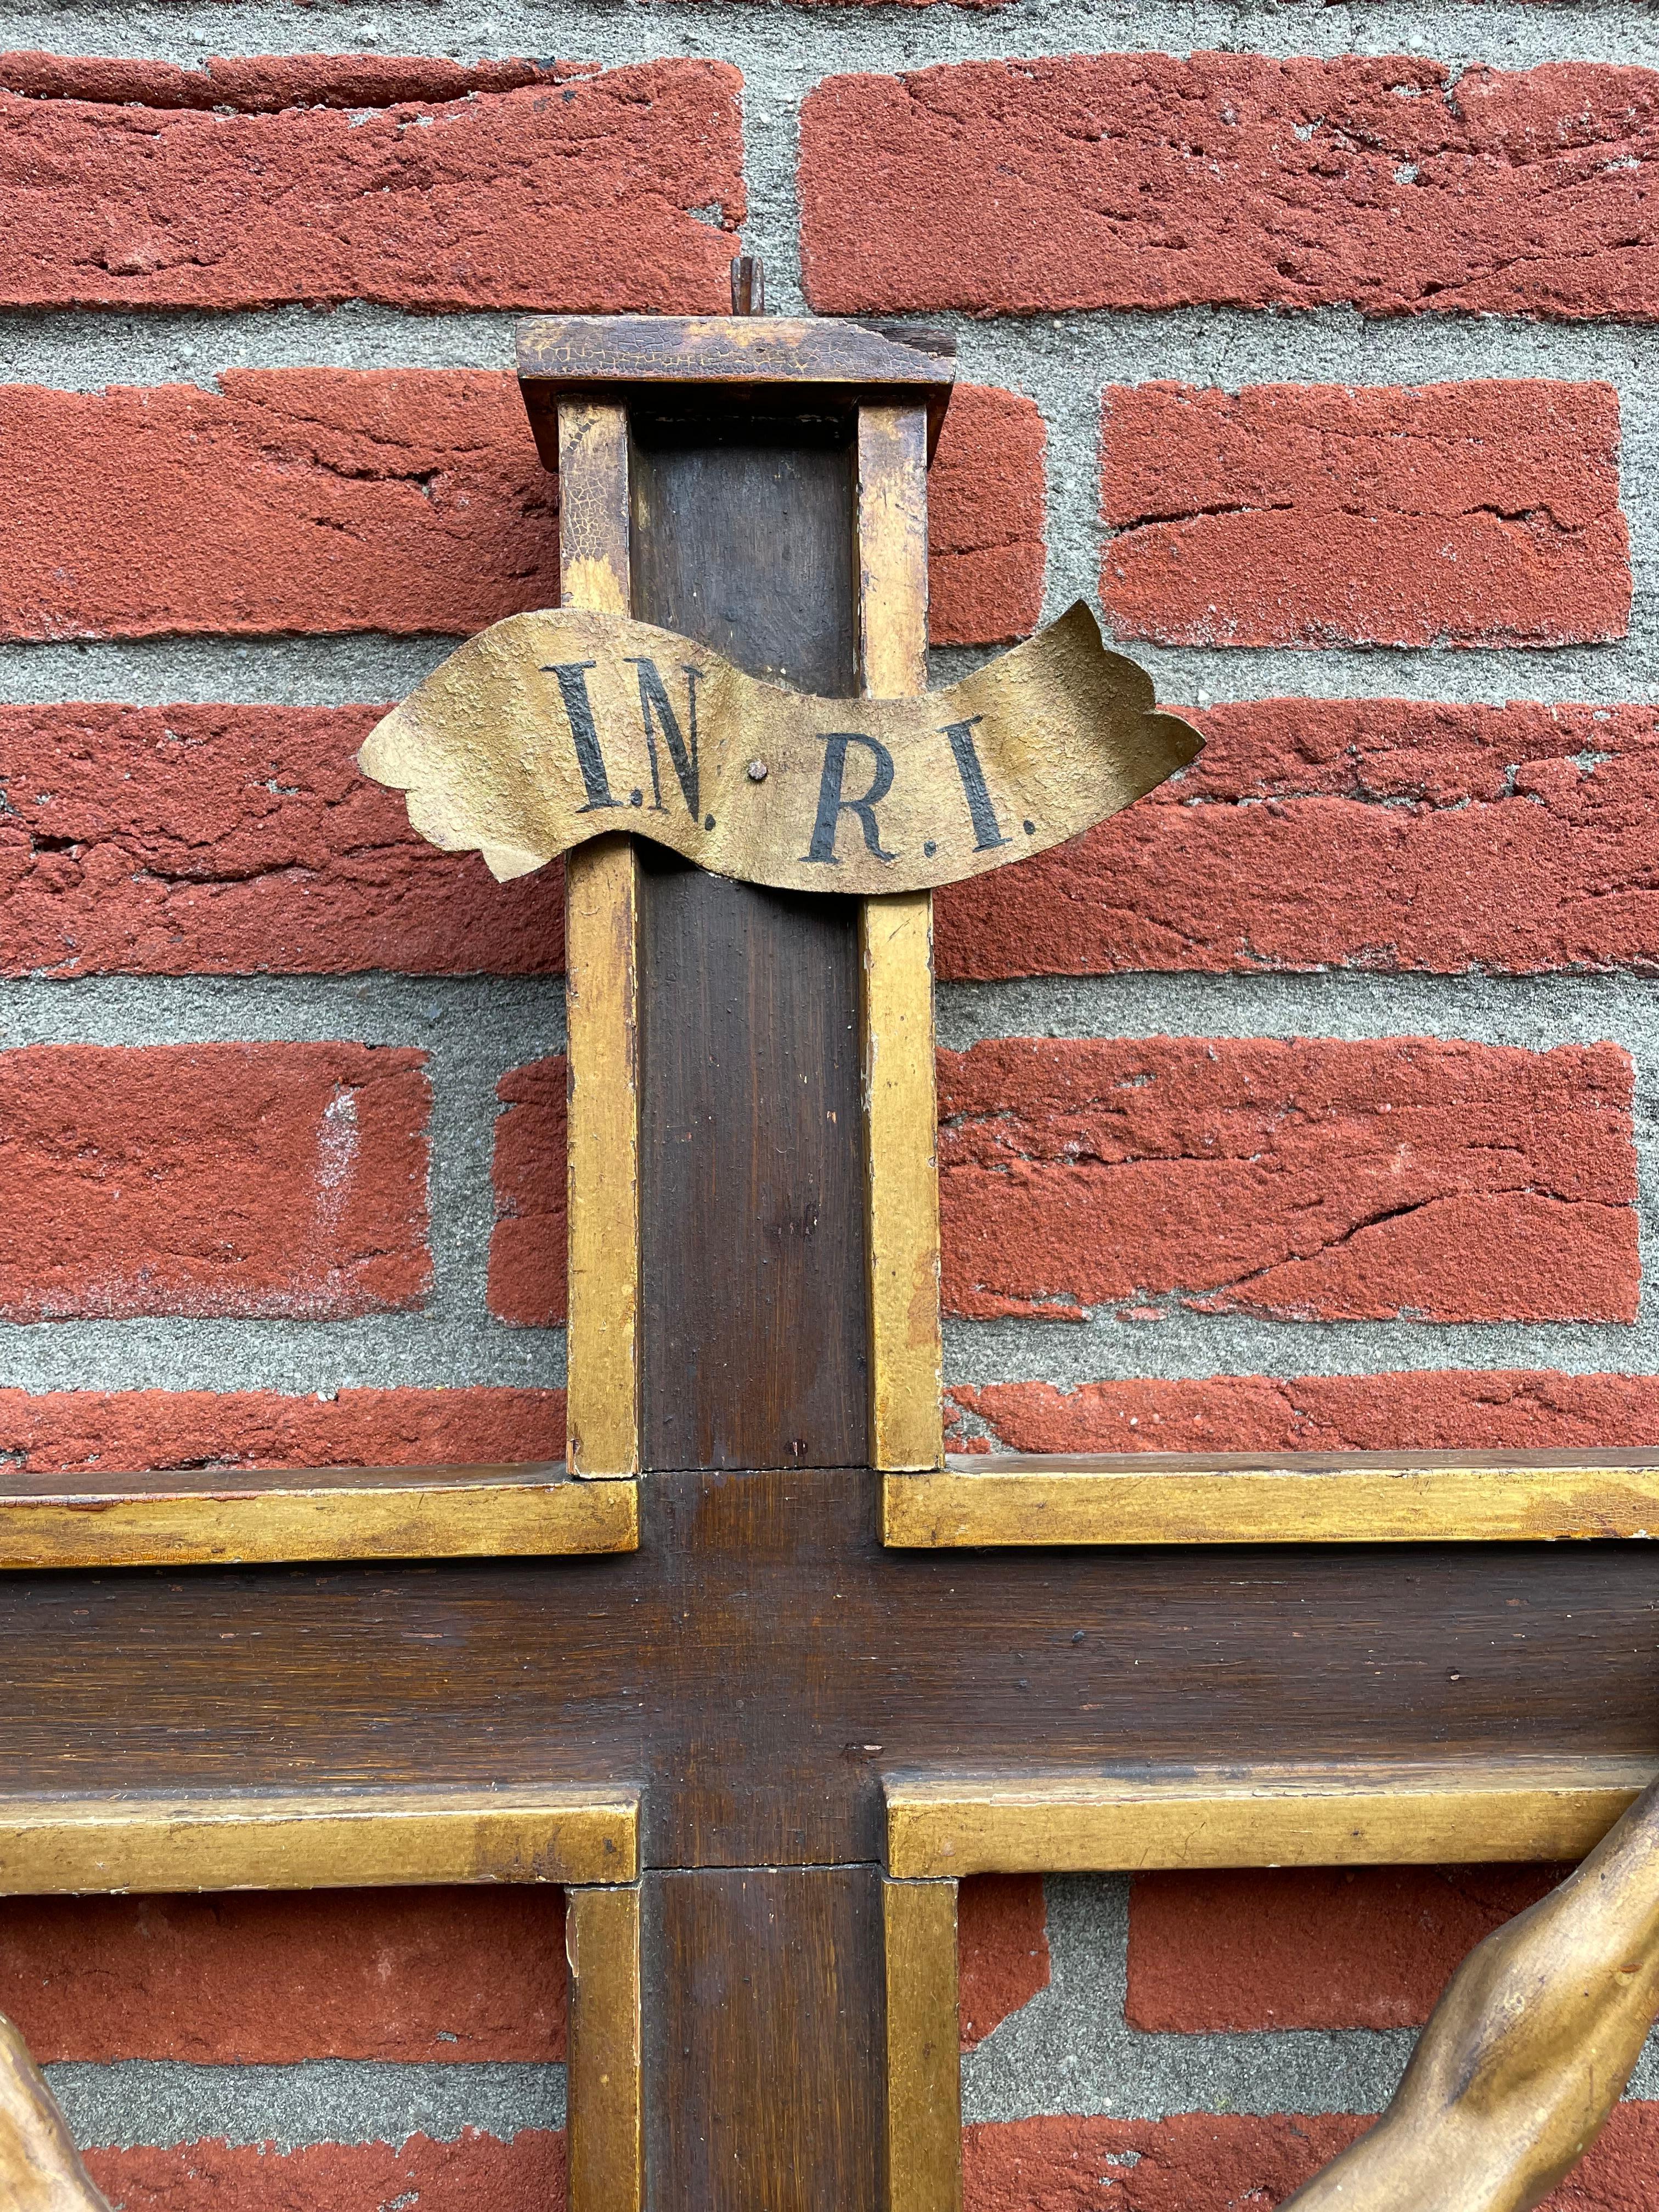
[12, 1446, 1659, 1572]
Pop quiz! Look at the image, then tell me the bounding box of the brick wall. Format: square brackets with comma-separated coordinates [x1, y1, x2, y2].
[3, 1, 1658, 2205]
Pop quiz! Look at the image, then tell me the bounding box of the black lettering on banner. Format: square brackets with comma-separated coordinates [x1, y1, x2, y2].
[625, 657, 702, 820]
[545, 662, 619, 813]
[802, 732, 898, 865]
[940, 715, 1012, 852]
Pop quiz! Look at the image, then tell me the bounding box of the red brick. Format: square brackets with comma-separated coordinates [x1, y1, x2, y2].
[951, 1369, 1659, 1458]
[1101, 381, 1629, 648]
[1127, 1863, 1561, 2031]
[800, 57, 1659, 320]
[0, 1043, 429, 1321]
[489, 1056, 568, 1328]
[963, 2114, 1367, 2211]
[86, 2132, 563, 2212]
[0, 59, 742, 310]
[938, 1037, 1636, 1324]
[963, 2107, 1659, 2211]
[0, 704, 563, 977]
[0, 1386, 563, 1472]
[928, 385, 1045, 645]
[0, 371, 556, 640]
[0, 373, 1029, 646]
[935, 701, 1659, 981]
[958, 1875, 1049, 2049]
[2, 1890, 565, 2063]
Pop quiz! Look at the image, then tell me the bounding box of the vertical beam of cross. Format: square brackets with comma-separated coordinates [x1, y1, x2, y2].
[550, 330, 958, 2208]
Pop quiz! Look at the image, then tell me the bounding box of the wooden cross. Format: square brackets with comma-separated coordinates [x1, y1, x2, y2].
[4, 287, 1659, 2212]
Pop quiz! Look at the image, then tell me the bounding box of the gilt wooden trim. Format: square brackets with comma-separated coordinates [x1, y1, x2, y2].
[560, 398, 644, 1478]
[882, 1877, 962, 2212]
[859, 405, 944, 1474]
[0, 1789, 639, 1894]
[883, 1762, 1659, 1878]
[882, 1451, 1659, 1547]
[0, 1465, 635, 1570]
[567, 1883, 645, 2212]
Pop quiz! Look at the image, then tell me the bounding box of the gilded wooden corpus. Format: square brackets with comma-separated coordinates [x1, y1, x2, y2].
[1283, 1775, 1659, 2212]
[0, 2017, 109, 2212]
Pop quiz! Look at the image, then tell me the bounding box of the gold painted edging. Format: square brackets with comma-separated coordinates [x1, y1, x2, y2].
[560, 397, 644, 1480]
[882, 1763, 1659, 1878]
[0, 1790, 640, 1894]
[883, 1877, 962, 2212]
[567, 1884, 645, 2212]
[0, 1471, 637, 1570]
[882, 1453, 1659, 1547]
[857, 404, 945, 1476]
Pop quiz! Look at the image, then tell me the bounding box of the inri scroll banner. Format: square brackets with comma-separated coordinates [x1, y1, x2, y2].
[360, 601, 1202, 896]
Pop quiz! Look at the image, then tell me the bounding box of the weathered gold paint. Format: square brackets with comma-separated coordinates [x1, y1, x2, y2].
[857, 403, 945, 1476]
[882, 1451, 1659, 1547]
[883, 1763, 1656, 1878]
[557, 398, 644, 1480]
[567, 1885, 645, 2212]
[359, 602, 1201, 896]
[1285, 1774, 1659, 2212]
[0, 1467, 636, 1569]
[883, 1877, 962, 2212]
[0, 1788, 639, 1893]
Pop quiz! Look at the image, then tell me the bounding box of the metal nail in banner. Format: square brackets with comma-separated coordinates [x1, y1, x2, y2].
[359, 600, 1203, 895]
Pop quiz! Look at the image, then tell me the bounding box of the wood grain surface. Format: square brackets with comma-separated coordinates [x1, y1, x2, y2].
[645, 1866, 883, 2211]
[883, 1451, 1659, 1546]
[631, 411, 868, 1472]
[13, 314, 1656, 2212]
[518, 317, 957, 464]
[3, 1470, 1656, 1874]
